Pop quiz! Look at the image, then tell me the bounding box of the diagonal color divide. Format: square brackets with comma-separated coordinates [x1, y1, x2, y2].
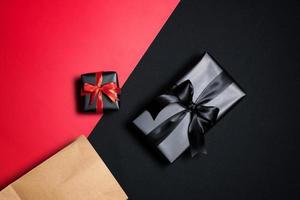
[0, 0, 179, 189]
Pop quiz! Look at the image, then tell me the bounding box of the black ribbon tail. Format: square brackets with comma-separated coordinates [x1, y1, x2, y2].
[188, 106, 219, 157]
[188, 113, 206, 157]
[147, 110, 188, 146]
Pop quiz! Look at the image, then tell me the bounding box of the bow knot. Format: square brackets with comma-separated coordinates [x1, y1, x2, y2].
[187, 102, 198, 112]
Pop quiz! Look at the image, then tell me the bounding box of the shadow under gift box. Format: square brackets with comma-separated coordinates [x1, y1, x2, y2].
[133, 53, 246, 163]
[0, 136, 127, 200]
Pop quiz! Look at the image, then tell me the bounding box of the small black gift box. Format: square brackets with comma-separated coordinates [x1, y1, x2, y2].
[81, 71, 120, 114]
[133, 53, 245, 163]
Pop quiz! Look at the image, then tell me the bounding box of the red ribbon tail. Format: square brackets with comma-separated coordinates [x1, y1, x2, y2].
[96, 91, 103, 114]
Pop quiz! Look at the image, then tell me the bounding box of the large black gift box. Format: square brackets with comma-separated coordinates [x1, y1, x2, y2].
[133, 53, 245, 163]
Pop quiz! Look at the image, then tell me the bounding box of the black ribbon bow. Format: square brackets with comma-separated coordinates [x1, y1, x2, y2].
[147, 72, 232, 157]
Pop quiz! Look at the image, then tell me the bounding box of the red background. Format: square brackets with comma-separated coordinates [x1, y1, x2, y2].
[0, 0, 179, 189]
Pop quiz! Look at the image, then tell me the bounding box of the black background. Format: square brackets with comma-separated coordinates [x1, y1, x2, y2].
[89, 0, 300, 199]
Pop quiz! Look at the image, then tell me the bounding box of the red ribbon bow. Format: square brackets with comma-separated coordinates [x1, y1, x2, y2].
[82, 72, 120, 114]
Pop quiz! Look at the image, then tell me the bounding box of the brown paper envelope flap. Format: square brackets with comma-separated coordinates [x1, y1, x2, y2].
[0, 136, 127, 200]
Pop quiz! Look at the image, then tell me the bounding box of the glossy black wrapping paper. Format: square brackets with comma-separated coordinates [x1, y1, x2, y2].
[133, 53, 245, 163]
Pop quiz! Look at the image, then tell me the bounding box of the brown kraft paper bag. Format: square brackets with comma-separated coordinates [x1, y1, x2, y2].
[0, 136, 127, 200]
